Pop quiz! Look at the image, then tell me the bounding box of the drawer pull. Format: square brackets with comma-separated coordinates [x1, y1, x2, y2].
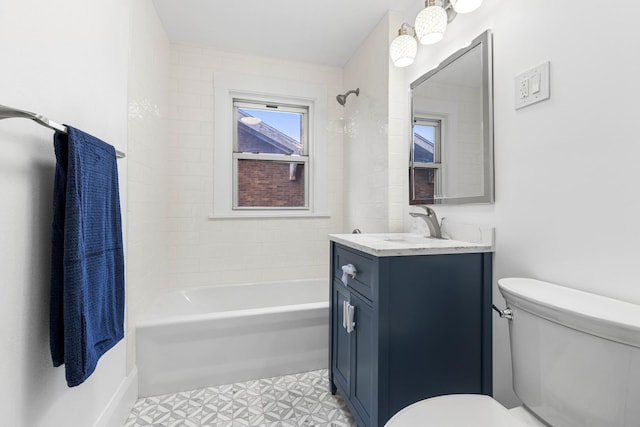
[341, 264, 357, 285]
[342, 301, 347, 329]
[342, 301, 356, 333]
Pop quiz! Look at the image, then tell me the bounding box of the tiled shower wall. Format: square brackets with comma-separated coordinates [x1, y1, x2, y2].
[342, 11, 407, 234]
[164, 45, 345, 290]
[127, 0, 170, 370]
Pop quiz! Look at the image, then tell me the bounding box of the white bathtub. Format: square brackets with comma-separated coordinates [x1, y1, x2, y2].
[136, 279, 329, 397]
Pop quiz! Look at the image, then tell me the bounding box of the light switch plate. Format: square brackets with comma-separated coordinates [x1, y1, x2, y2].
[514, 61, 550, 110]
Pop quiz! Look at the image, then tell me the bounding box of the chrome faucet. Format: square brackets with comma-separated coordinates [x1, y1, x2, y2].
[409, 206, 443, 239]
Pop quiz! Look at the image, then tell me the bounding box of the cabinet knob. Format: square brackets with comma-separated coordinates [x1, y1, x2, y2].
[341, 264, 357, 285]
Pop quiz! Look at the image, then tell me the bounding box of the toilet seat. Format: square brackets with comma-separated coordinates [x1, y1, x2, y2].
[385, 394, 538, 427]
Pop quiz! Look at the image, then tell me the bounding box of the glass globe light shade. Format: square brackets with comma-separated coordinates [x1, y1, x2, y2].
[389, 32, 417, 68]
[451, 0, 483, 13]
[415, 3, 447, 45]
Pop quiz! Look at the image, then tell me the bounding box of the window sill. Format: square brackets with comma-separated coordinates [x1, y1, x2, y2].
[207, 212, 330, 220]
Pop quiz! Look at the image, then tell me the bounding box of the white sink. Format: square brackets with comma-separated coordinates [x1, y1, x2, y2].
[377, 234, 437, 243]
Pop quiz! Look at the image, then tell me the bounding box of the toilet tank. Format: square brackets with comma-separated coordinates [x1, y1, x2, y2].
[498, 278, 640, 427]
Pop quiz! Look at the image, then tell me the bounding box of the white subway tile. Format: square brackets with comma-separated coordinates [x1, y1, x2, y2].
[200, 94, 214, 110]
[178, 78, 213, 95]
[166, 161, 209, 177]
[166, 218, 198, 232]
[170, 64, 203, 81]
[171, 134, 209, 149]
[166, 202, 196, 218]
[169, 106, 212, 122]
[168, 118, 201, 135]
[167, 147, 203, 162]
[171, 91, 201, 108]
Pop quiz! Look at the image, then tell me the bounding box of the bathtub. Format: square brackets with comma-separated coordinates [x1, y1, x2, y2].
[136, 279, 329, 397]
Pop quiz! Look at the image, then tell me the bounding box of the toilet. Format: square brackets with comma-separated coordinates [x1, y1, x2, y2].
[386, 277, 640, 426]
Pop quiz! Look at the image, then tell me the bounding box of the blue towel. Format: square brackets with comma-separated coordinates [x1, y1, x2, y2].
[50, 126, 125, 387]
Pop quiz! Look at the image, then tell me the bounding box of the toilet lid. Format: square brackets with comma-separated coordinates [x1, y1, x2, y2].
[385, 394, 527, 427]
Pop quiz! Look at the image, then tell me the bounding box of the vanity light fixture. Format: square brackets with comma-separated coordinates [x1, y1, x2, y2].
[390, 23, 418, 68]
[451, 0, 483, 13]
[390, 0, 483, 67]
[415, 0, 448, 45]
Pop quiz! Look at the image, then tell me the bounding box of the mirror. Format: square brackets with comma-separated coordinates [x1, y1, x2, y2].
[409, 30, 494, 205]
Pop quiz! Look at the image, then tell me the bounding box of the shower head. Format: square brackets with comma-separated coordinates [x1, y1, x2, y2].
[336, 88, 360, 106]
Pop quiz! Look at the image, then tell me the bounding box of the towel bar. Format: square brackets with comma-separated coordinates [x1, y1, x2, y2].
[0, 104, 126, 159]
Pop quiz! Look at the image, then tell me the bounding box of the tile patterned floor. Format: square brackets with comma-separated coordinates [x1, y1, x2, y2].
[125, 369, 357, 427]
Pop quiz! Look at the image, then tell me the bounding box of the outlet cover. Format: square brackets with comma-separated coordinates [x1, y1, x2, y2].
[514, 61, 550, 110]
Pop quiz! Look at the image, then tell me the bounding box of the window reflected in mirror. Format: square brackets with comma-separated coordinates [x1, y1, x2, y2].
[411, 118, 441, 201]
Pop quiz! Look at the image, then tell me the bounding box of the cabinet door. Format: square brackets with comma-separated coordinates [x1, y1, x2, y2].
[331, 280, 351, 395]
[350, 291, 375, 426]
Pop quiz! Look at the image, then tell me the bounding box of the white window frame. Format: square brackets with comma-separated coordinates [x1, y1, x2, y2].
[210, 72, 329, 219]
[411, 115, 445, 201]
[412, 117, 441, 167]
[232, 99, 310, 210]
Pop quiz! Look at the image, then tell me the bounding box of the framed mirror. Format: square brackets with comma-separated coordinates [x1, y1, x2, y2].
[409, 30, 494, 205]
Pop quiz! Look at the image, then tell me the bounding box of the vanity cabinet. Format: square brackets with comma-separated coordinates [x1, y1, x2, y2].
[332, 282, 375, 418]
[329, 241, 493, 427]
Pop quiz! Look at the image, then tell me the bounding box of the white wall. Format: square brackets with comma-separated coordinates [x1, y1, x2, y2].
[163, 45, 344, 289]
[127, 0, 170, 371]
[344, 11, 406, 233]
[0, 1, 131, 426]
[387, 11, 410, 233]
[400, 0, 640, 407]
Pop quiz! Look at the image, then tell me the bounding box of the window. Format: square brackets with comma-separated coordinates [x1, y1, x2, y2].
[233, 100, 309, 209]
[211, 72, 328, 219]
[410, 117, 441, 202]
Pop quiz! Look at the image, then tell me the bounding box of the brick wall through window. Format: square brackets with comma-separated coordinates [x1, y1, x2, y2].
[237, 160, 305, 207]
[412, 168, 435, 202]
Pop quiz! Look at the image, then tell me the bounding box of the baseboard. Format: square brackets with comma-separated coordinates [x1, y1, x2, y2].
[94, 366, 138, 427]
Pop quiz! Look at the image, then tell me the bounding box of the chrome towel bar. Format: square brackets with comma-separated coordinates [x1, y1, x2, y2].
[0, 104, 126, 159]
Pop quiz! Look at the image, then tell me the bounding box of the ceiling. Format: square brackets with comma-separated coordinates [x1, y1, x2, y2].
[152, 0, 418, 67]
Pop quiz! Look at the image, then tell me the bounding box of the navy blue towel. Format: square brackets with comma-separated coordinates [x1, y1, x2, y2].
[50, 126, 125, 387]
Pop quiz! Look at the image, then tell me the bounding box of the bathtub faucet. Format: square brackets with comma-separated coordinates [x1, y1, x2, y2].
[409, 206, 443, 239]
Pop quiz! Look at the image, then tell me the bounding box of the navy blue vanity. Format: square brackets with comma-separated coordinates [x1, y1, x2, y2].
[329, 233, 493, 427]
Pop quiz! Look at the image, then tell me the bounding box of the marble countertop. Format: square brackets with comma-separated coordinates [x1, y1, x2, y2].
[329, 233, 493, 257]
